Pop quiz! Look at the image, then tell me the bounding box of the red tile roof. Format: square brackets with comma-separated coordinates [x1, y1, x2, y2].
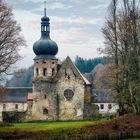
[27, 92, 33, 101]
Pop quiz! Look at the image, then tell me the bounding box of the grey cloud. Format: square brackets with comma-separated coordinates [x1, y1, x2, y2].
[6, 0, 109, 53]
[6, 0, 41, 11]
[6, 0, 110, 18]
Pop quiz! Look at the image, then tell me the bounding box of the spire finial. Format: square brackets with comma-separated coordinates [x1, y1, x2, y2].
[44, 1, 46, 17]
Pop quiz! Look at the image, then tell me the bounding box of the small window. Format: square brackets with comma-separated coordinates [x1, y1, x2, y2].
[45, 26, 47, 31]
[15, 104, 18, 109]
[43, 68, 47, 76]
[44, 95, 47, 99]
[43, 61, 46, 64]
[41, 26, 43, 31]
[52, 68, 55, 76]
[67, 75, 70, 80]
[36, 61, 38, 64]
[108, 104, 112, 109]
[47, 26, 50, 31]
[43, 108, 48, 114]
[3, 104, 6, 110]
[100, 104, 104, 109]
[36, 68, 39, 76]
[65, 68, 67, 77]
[64, 89, 74, 101]
[52, 62, 55, 64]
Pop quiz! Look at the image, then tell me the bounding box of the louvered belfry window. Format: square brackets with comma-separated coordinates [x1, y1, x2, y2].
[64, 89, 74, 101]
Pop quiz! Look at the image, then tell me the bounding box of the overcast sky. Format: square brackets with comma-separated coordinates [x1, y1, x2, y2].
[5, 0, 110, 69]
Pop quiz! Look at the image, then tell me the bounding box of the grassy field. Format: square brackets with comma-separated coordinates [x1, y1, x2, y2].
[0, 119, 107, 134]
[0, 115, 139, 139]
[125, 138, 140, 140]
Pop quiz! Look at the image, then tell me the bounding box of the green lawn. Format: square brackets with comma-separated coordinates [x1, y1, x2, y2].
[0, 119, 107, 135]
[0, 119, 139, 139]
[123, 139, 140, 140]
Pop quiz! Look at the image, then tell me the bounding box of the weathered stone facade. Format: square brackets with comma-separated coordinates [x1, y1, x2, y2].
[31, 57, 92, 121]
[32, 80, 57, 120]
[56, 58, 85, 120]
[31, 5, 93, 121]
[0, 4, 97, 122]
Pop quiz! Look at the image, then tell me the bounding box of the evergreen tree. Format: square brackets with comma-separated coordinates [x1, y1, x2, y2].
[75, 56, 105, 73]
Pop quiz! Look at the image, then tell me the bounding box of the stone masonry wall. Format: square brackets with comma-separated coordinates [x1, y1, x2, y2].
[57, 64, 85, 120]
[34, 59, 58, 79]
[32, 80, 57, 120]
[32, 58, 58, 121]
[0, 102, 27, 112]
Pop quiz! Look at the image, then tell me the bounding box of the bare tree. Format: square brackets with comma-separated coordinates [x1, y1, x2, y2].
[0, 0, 26, 82]
[102, 0, 140, 115]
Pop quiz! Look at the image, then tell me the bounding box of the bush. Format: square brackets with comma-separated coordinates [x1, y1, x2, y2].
[0, 122, 13, 127]
[2, 111, 26, 123]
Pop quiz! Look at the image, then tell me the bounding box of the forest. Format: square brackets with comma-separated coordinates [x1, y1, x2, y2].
[6, 56, 105, 87]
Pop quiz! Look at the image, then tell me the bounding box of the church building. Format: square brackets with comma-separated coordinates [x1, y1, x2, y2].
[31, 4, 92, 121]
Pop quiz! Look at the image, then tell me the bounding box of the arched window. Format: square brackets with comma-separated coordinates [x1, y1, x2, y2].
[52, 68, 55, 76]
[3, 104, 6, 110]
[41, 26, 43, 31]
[44, 94, 47, 99]
[43, 68, 47, 76]
[47, 26, 50, 31]
[43, 108, 48, 114]
[45, 26, 47, 31]
[64, 89, 74, 101]
[36, 68, 39, 76]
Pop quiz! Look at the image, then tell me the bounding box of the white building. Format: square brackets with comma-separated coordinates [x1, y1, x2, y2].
[0, 87, 32, 122]
[92, 89, 119, 115]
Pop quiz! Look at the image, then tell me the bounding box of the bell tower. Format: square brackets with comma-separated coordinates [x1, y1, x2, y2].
[33, 1, 58, 80]
[32, 1, 58, 120]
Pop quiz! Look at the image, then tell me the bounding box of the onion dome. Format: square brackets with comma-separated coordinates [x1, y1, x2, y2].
[33, 38, 58, 56]
[33, 1, 58, 59]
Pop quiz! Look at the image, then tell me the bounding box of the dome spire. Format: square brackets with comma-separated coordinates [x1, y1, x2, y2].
[44, 1, 46, 17]
[33, 1, 58, 59]
[41, 1, 50, 39]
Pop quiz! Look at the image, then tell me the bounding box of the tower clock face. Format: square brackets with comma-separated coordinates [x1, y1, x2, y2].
[64, 89, 74, 101]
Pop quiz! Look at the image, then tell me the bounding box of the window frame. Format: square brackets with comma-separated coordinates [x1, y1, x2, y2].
[100, 104, 104, 110]
[43, 108, 48, 115]
[52, 68, 55, 76]
[36, 68, 39, 76]
[43, 68, 47, 76]
[108, 104, 112, 110]
[64, 89, 74, 101]
[15, 104, 18, 110]
[44, 94, 47, 99]
[3, 104, 6, 110]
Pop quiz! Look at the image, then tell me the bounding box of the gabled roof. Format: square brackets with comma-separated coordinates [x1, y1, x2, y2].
[57, 56, 90, 85]
[1, 87, 32, 103]
[92, 89, 117, 103]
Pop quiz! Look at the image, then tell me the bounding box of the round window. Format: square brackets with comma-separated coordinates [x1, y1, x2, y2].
[64, 89, 74, 101]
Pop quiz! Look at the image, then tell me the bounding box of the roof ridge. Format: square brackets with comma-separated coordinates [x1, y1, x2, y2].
[65, 56, 91, 85]
[6, 87, 32, 89]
